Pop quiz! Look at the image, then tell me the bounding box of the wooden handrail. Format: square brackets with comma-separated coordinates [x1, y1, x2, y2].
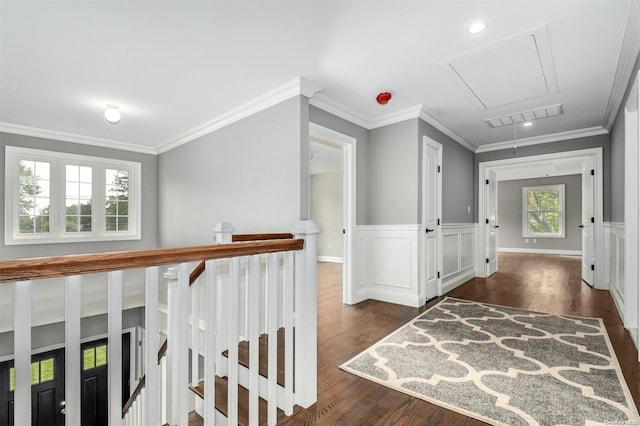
[189, 261, 206, 287]
[232, 233, 293, 242]
[0, 239, 303, 283]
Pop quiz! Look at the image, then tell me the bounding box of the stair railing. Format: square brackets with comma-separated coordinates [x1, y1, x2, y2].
[0, 220, 319, 426]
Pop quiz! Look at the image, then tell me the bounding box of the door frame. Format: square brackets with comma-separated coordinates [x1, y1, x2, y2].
[421, 136, 443, 298]
[309, 122, 357, 305]
[478, 147, 604, 288]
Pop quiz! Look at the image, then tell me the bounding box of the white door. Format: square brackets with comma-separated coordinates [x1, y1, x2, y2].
[485, 169, 498, 276]
[423, 138, 442, 300]
[581, 162, 595, 286]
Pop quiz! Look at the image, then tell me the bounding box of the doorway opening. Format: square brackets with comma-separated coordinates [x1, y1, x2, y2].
[478, 148, 603, 288]
[308, 123, 356, 305]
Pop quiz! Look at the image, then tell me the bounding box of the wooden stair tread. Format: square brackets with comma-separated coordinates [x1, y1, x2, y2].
[222, 327, 292, 387]
[190, 376, 286, 426]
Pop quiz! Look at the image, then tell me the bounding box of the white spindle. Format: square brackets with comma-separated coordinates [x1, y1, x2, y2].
[292, 220, 321, 408]
[164, 267, 178, 424]
[141, 387, 146, 426]
[228, 257, 240, 425]
[65, 275, 82, 425]
[192, 277, 200, 386]
[14, 280, 31, 426]
[178, 263, 190, 426]
[248, 255, 260, 425]
[204, 260, 217, 426]
[267, 253, 278, 425]
[144, 266, 160, 426]
[284, 251, 295, 414]
[160, 356, 167, 425]
[108, 270, 123, 426]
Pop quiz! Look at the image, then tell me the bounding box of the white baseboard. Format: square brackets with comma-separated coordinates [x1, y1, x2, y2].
[367, 289, 423, 308]
[611, 285, 624, 322]
[443, 268, 475, 294]
[629, 328, 638, 351]
[498, 248, 582, 256]
[317, 256, 343, 263]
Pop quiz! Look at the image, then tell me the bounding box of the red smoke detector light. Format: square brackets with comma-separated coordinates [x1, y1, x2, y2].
[376, 92, 392, 105]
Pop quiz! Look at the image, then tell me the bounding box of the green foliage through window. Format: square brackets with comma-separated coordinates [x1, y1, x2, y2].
[523, 185, 564, 237]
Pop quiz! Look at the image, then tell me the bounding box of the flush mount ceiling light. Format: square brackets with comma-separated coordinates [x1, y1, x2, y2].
[468, 21, 487, 34]
[523, 122, 533, 127]
[104, 104, 121, 124]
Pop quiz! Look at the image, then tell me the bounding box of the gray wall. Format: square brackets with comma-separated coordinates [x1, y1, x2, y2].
[419, 118, 475, 224]
[498, 175, 582, 251]
[310, 172, 343, 259]
[158, 97, 307, 246]
[0, 307, 144, 357]
[610, 52, 640, 222]
[475, 133, 611, 222]
[0, 132, 159, 259]
[309, 106, 370, 225]
[369, 119, 419, 224]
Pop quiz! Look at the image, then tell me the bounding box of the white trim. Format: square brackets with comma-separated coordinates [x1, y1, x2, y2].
[356, 224, 421, 232]
[421, 137, 444, 299]
[604, 0, 640, 130]
[498, 247, 581, 256]
[159, 77, 322, 154]
[475, 126, 609, 153]
[309, 123, 356, 306]
[317, 256, 343, 263]
[367, 289, 423, 308]
[0, 122, 157, 155]
[419, 106, 477, 151]
[309, 93, 371, 129]
[442, 269, 476, 294]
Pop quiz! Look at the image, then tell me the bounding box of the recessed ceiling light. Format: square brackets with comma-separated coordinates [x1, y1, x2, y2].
[468, 21, 487, 34]
[104, 104, 121, 124]
[523, 122, 533, 127]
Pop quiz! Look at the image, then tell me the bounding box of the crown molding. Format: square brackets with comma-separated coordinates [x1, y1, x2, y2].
[369, 105, 423, 129]
[603, 0, 640, 130]
[0, 122, 157, 155]
[475, 126, 609, 153]
[418, 106, 477, 152]
[157, 76, 322, 154]
[308, 93, 372, 129]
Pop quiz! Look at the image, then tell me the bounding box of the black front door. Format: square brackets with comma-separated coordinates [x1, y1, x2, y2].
[80, 333, 130, 426]
[0, 348, 66, 426]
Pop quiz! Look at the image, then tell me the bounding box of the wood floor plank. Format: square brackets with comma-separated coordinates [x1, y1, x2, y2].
[279, 253, 640, 425]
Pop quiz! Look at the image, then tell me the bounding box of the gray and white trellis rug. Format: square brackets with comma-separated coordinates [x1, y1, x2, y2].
[340, 297, 640, 426]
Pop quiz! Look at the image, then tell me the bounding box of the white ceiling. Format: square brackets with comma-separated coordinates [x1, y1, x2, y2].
[0, 1, 638, 154]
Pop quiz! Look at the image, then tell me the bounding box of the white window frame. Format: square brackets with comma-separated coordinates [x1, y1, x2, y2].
[522, 184, 565, 239]
[5, 146, 142, 245]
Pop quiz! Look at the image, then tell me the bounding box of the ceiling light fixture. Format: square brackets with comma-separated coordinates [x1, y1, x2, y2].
[523, 122, 533, 127]
[468, 21, 487, 34]
[104, 104, 121, 124]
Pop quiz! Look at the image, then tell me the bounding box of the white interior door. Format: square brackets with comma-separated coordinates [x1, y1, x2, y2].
[485, 169, 498, 276]
[422, 138, 442, 300]
[581, 161, 595, 286]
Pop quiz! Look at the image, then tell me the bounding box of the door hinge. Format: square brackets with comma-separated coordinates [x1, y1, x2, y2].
[437, 218, 440, 226]
[486, 258, 489, 264]
[591, 217, 594, 223]
[342, 229, 346, 234]
[437, 165, 441, 173]
[485, 218, 489, 224]
[437, 271, 440, 279]
[591, 264, 595, 271]
[485, 179, 489, 185]
[591, 169, 595, 176]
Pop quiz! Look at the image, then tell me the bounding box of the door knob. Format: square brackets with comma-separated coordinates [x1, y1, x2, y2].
[579, 225, 584, 228]
[426, 228, 434, 233]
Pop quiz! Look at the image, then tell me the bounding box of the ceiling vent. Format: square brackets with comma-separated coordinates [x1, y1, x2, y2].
[485, 104, 563, 128]
[439, 25, 558, 110]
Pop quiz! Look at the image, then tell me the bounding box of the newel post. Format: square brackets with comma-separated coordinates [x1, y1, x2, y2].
[291, 220, 322, 408]
[213, 222, 236, 244]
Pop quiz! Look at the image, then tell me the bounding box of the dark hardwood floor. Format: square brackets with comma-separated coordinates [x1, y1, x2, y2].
[279, 252, 640, 425]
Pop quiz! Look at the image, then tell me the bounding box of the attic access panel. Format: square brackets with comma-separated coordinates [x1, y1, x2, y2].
[440, 25, 558, 109]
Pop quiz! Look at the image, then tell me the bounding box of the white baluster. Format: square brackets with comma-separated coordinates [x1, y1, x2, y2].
[14, 280, 31, 426]
[228, 257, 240, 425]
[108, 270, 123, 426]
[248, 255, 260, 425]
[145, 266, 160, 426]
[283, 251, 295, 414]
[291, 220, 321, 408]
[164, 267, 178, 425]
[267, 253, 278, 426]
[160, 356, 167, 425]
[192, 277, 200, 387]
[204, 259, 217, 426]
[178, 263, 190, 426]
[65, 275, 82, 425]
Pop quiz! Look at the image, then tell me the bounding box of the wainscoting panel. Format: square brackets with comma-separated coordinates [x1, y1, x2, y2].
[441, 224, 477, 293]
[607, 223, 625, 322]
[356, 225, 421, 307]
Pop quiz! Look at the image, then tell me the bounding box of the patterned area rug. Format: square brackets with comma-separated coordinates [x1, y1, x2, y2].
[340, 297, 640, 425]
